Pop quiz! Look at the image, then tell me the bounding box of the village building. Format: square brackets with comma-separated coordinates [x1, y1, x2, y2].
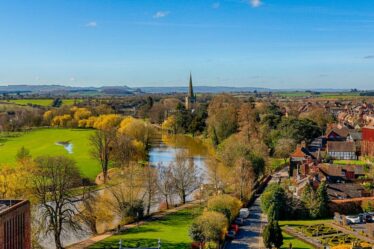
[185, 73, 196, 110]
[326, 141, 357, 160]
[0, 200, 31, 249]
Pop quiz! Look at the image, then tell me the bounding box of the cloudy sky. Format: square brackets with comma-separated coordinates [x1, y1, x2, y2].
[1, 0, 374, 89]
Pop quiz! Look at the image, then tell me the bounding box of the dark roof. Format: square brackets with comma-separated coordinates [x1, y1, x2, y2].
[327, 183, 364, 199]
[327, 141, 356, 152]
[326, 125, 350, 138]
[319, 164, 364, 177]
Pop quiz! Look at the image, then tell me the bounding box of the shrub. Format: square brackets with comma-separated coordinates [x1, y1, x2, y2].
[207, 194, 242, 222]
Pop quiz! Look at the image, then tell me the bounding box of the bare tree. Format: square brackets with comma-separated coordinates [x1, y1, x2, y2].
[32, 156, 82, 249]
[157, 163, 175, 209]
[89, 129, 115, 183]
[142, 164, 158, 216]
[234, 157, 255, 201]
[170, 151, 201, 204]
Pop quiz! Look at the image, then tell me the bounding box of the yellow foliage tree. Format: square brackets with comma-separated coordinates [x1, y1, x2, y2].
[207, 194, 242, 222]
[162, 115, 177, 133]
[43, 110, 54, 125]
[73, 108, 92, 121]
[93, 114, 122, 131]
[51, 114, 72, 127]
[118, 117, 155, 150]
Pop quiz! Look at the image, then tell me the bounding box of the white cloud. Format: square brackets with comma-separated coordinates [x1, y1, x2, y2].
[153, 11, 170, 19]
[212, 2, 220, 9]
[250, 0, 262, 8]
[85, 21, 97, 28]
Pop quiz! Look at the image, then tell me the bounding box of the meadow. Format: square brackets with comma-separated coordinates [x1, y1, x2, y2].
[90, 206, 202, 249]
[0, 128, 100, 180]
[5, 98, 79, 106]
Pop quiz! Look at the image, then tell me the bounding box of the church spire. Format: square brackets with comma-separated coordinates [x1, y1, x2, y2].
[189, 72, 194, 98]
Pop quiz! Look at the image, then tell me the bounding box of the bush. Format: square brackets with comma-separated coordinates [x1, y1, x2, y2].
[189, 211, 228, 244]
[207, 194, 242, 222]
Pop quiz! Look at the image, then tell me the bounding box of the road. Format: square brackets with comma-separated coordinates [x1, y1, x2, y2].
[227, 167, 289, 249]
[227, 198, 267, 249]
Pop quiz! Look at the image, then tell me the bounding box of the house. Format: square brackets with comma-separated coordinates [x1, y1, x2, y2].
[327, 183, 367, 200]
[326, 141, 357, 160]
[362, 126, 374, 156]
[326, 124, 350, 141]
[0, 200, 31, 249]
[318, 164, 365, 182]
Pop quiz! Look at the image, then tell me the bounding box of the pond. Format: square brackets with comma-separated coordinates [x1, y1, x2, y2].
[55, 141, 73, 154]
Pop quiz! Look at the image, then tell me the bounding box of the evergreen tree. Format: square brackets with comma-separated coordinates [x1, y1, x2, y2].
[316, 181, 329, 218]
[262, 223, 273, 249]
[16, 146, 31, 162]
[273, 221, 284, 249]
[267, 203, 280, 223]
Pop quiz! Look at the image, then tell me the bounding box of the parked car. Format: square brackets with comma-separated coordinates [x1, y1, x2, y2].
[226, 230, 236, 240]
[346, 215, 361, 224]
[235, 217, 244, 226]
[239, 208, 250, 218]
[231, 224, 239, 233]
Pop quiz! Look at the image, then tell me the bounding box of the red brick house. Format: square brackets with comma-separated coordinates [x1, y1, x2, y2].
[362, 126, 374, 156]
[0, 200, 31, 249]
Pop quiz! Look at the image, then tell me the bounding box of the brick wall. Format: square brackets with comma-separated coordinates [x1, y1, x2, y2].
[0, 200, 31, 249]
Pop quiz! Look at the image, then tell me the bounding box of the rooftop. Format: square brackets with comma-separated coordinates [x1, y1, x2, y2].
[0, 200, 22, 213]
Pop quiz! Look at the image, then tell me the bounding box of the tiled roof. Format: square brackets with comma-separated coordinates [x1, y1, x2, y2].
[327, 141, 356, 152]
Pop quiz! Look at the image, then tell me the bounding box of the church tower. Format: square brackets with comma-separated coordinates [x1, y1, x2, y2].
[185, 73, 196, 110]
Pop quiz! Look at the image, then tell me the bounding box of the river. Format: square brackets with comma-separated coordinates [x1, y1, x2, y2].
[39, 134, 210, 249]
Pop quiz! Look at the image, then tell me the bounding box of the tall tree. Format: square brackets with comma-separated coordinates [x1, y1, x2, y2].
[157, 164, 175, 209]
[32, 156, 82, 249]
[170, 151, 201, 204]
[89, 129, 115, 183]
[142, 164, 158, 216]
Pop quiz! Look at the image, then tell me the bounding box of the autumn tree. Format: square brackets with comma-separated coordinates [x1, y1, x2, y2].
[207, 94, 239, 145]
[157, 164, 175, 209]
[32, 156, 82, 249]
[274, 138, 296, 164]
[89, 128, 116, 183]
[170, 151, 201, 204]
[189, 211, 228, 246]
[207, 194, 242, 222]
[142, 164, 158, 216]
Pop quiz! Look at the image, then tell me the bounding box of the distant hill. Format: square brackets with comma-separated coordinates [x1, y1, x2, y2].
[0, 85, 142, 95]
[139, 86, 270, 94]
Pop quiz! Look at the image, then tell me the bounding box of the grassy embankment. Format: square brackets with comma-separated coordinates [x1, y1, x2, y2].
[0, 128, 100, 180]
[90, 206, 202, 249]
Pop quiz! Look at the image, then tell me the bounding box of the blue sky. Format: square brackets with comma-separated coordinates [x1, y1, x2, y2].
[1, 0, 374, 89]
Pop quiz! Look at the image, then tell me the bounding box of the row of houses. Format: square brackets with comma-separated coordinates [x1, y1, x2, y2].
[289, 123, 373, 203]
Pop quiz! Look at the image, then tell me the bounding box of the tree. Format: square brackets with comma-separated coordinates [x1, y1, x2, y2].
[362, 200, 374, 212]
[118, 117, 155, 150]
[32, 156, 82, 249]
[261, 184, 287, 219]
[142, 164, 158, 216]
[274, 138, 296, 164]
[89, 129, 116, 183]
[207, 94, 239, 144]
[263, 221, 283, 249]
[207, 194, 242, 222]
[16, 146, 31, 162]
[77, 190, 114, 234]
[162, 115, 178, 134]
[170, 151, 201, 204]
[157, 164, 175, 209]
[189, 211, 228, 246]
[316, 181, 329, 218]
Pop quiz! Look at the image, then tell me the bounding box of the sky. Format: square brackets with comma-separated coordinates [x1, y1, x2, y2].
[1, 0, 374, 89]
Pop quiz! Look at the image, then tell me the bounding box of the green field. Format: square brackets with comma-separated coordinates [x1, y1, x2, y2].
[90, 207, 202, 249]
[0, 128, 100, 179]
[281, 232, 313, 249]
[5, 98, 79, 106]
[279, 220, 333, 249]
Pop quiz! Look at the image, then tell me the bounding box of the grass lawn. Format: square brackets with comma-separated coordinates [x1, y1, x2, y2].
[281, 232, 313, 249]
[6, 98, 79, 106]
[279, 220, 333, 249]
[89, 206, 202, 249]
[333, 160, 370, 166]
[0, 128, 100, 179]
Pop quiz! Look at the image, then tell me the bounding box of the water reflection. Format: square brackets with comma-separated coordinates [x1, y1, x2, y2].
[55, 141, 73, 154]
